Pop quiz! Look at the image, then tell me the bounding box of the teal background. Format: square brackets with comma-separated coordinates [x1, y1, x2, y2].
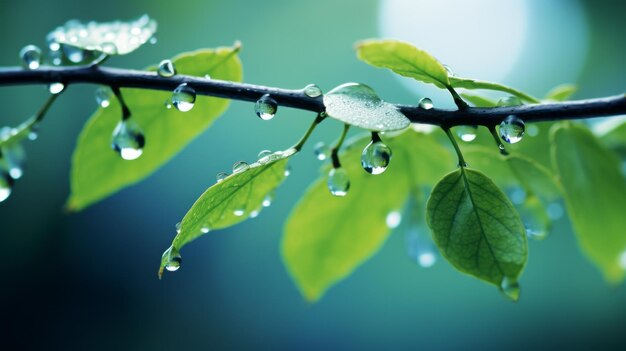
[0, 0, 625, 350]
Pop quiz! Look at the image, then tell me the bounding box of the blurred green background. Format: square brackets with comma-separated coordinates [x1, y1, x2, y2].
[1, 0, 625, 349]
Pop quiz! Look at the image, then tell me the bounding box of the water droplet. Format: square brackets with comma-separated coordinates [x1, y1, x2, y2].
[443, 64, 455, 77]
[111, 119, 145, 160]
[204, 74, 211, 80]
[19, 45, 42, 70]
[499, 115, 525, 143]
[48, 82, 65, 95]
[232, 161, 249, 174]
[62, 44, 85, 63]
[100, 42, 117, 55]
[327, 167, 350, 197]
[255, 94, 278, 121]
[546, 202, 564, 220]
[233, 208, 245, 216]
[284, 165, 291, 177]
[249, 210, 260, 218]
[164, 100, 172, 109]
[526, 124, 539, 137]
[386, 211, 402, 229]
[0, 171, 12, 203]
[361, 140, 392, 175]
[28, 130, 38, 141]
[497, 96, 522, 107]
[95, 87, 110, 108]
[257, 149, 272, 159]
[405, 228, 438, 268]
[162, 246, 182, 272]
[314, 142, 330, 161]
[172, 83, 196, 112]
[175, 222, 182, 234]
[508, 187, 526, 205]
[216, 172, 228, 183]
[456, 125, 478, 142]
[157, 59, 176, 77]
[418, 97, 434, 110]
[201, 227, 210, 234]
[262, 193, 273, 207]
[149, 37, 158, 45]
[500, 277, 521, 301]
[303, 84, 323, 98]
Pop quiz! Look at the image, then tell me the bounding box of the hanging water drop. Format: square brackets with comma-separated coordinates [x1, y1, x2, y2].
[0, 171, 12, 203]
[456, 125, 478, 142]
[48, 41, 63, 66]
[249, 210, 260, 219]
[157, 59, 176, 77]
[255, 94, 278, 120]
[314, 141, 330, 161]
[500, 277, 521, 301]
[48, 82, 65, 95]
[62, 44, 85, 63]
[303, 84, 323, 98]
[172, 83, 196, 112]
[232, 161, 249, 174]
[327, 167, 350, 197]
[284, 165, 291, 177]
[162, 246, 182, 272]
[418, 97, 434, 110]
[164, 99, 172, 109]
[111, 119, 146, 160]
[95, 87, 111, 108]
[233, 208, 245, 217]
[361, 136, 392, 175]
[497, 96, 522, 107]
[19, 45, 42, 70]
[499, 115, 525, 144]
[175, 222, 182, 234]
[386, 211, 402, 229]
[200, 227, 210, 234]
[262, 193, 273, 207]
[216, 172, 228, 183]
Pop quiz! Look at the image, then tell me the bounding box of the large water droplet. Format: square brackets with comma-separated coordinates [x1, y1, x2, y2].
[386, 211, 402, 229]
[19, 45, 42, 70]
[232, 161, 249, 174]
[314, 142, 330, 161]
[162, 246, 182, 272]
[454, 125, 477, 142]
[361, 140, 392, 175]
[172, 83, 196, 112]
[327, 168, 350, 197]
[499, 115, 525, 143]
[255, 94, 278, 121]
[111, 119, 145, 160]
[303, 84, 323, 98]
[157, 59, 176, 77]
[497, 96, 522, 107]
[418, 97, 434, 110]
[216, 172, 228, 183]
[95, 87, 111, 108]
[0, 171, 12, 203]
[500, 277, 521, 301]
[48, 82, 65, 95]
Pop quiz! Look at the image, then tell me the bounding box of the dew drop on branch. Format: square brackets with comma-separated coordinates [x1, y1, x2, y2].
[95, 87, 111, 108]
[361, 139, 392, 175]
[172, 83, 196, 112]
[327, 167, 350, 197]
[303, 84, 323, 98]
[255, 94, 278, 121]
[19, 45, 42, 70]
[48, 82, 65, 95]
[456, 125, 478, 142]
[499, 115, 525, 143]
[157, 59, 176, 78]
[418, 97, 434, 110]
[111, 119, 145, 160]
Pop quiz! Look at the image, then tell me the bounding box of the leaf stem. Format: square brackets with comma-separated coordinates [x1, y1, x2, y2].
[331, 123, 350, 168]
[446, 85, 469, 110]
[443, 127, 467, 168]
[449, 77, 540, 103]
[488, 126, 508, 156]
[0, 93, 60, 148]
[293, 112, 326, 152]
[111, 86, 131, 120]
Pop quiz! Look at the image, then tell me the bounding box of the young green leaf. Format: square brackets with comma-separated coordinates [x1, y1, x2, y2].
[544, 84, 577, 101]
[460, 93, 497, 108]
[67, 45, 242, 211]
[449, 77, 539, 103]
[551, 123, 626, 283]
[159, 150, 294, 277]
[283, 131, 451, 301]
[323, 83, 410, 132]
[355, 39, 450, 88]
[598, 121, 626, 159]
[426, 168, 527, 298]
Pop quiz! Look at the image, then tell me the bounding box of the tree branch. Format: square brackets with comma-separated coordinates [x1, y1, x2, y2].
[1, 65, 625, 126]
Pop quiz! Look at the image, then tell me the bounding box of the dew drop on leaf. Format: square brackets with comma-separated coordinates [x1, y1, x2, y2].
[175, 222, 182, 234]
[257, 149, 272, 164]
[314, 141, 330, 161]
[215, 172, 228, 183]
[303, 84, 323, 98]
[500, 277, 521, 301]
[95, 87, 111, 108]
[48, 82, 65, 95]
[497, 96, 522, 107]
[361, 139, 392, 175]
[157, 59, 176, 78]
[232, 161, 249, 174]
[162, 246, 182, 272]
[418, 97, 434, 110]
[262, 193, 273, 207]
[499, 115, 525, 143]
[456, 125, 478, 142]
[255, 94, 278, 121]
[200, 227, 210, 234]
[385, 211, 402, 229]
[233, 208, 245, 217]
[327, 167, 350, 197]
[249, 210, 260, 219]
[111, 119, 145, 160]
[19, 45, 42, 70]
[443, 64, 455, 77]
[172, 83, 196, 112]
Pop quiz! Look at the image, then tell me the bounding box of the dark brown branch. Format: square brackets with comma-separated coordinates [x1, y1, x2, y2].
[1, 65, 624, 126]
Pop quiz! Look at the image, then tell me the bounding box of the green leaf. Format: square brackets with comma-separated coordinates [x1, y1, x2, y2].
[544, 84, 577, 101]
[283, 131, 451, 301]
[67, 45, 242, 211]
[551, 123, 626, 283]
[323, 83, 410, 131]
[355, 39, 450, 88]
[48, 15, 157, 55]
[460, 93, 497, 108]
[426, 168, 527, 297]
[599, 120, 626, 159]
[449, 76, 539, 103]
[159, 149, 294, 277]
